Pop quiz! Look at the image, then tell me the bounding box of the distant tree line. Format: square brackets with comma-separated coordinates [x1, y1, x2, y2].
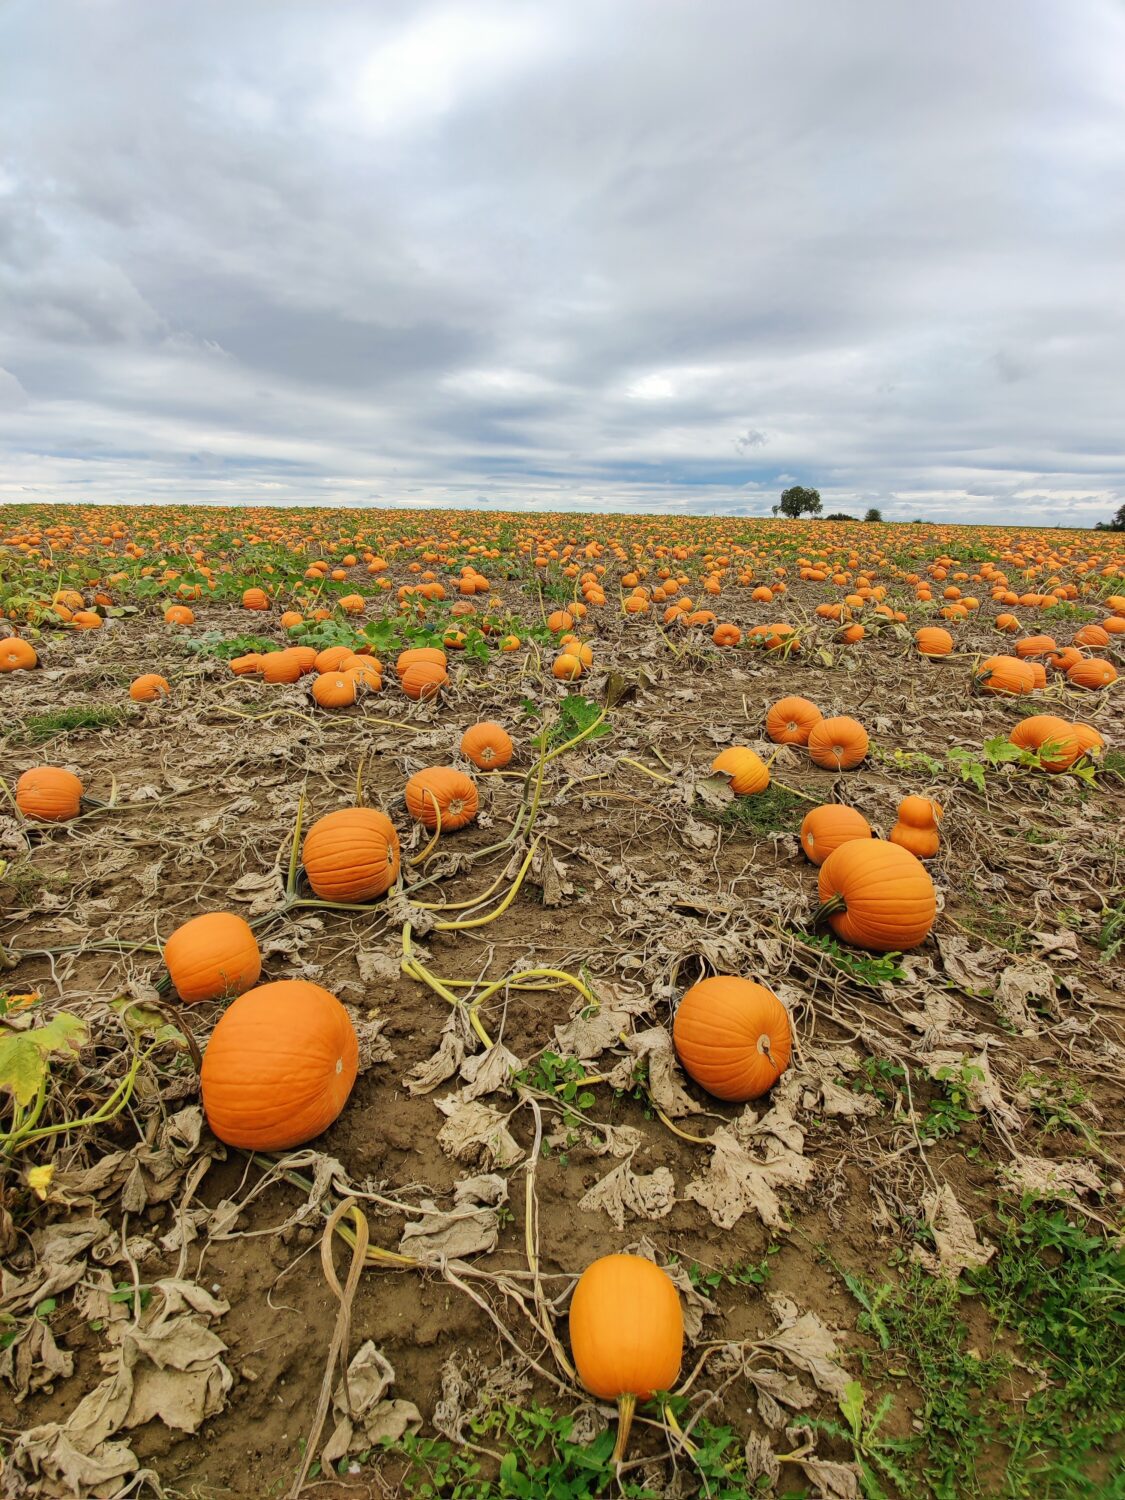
[772, 486, 882, 523]
[1095, 503, 1125, 531]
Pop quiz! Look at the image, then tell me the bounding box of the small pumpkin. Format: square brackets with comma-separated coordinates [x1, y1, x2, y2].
[312, 671, 357, 708]
[915, 627, 953, 657]
[888, 795, 944, 857]
[816, 840, 936, 951]
[974, 655, 1035, 695]
[129, 673, 170, 702]
[673, 976, 792, 1101]
[303, 807, 400, 901]
[0, 638, 37, 672]
[164, 912, 262, 1004]
[799, 803, 872, 864]
[807, 716, 868, 770]
[712, 623, 741, 647]
[400, 660, 449, 700]
[547, 610, 574, 633]
[569, 1255, 683, 1463]
[461, 721, 514, 770]
[711, 745, 770, 795]
[200, 980, 358, 1150]
[765, 696, 822, 745]
[72, 610, 104, 630]
[405, 767, 478, 830]
[242, 587, 269, 611]
[16, 766, 84, 821]
[163, 605, 194, 626]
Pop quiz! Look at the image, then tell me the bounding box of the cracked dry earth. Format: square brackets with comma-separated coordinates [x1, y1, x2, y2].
[1, 586, 1123, 1500]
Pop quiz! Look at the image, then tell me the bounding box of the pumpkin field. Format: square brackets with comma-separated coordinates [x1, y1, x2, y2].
[0, 503, 1123, 1500]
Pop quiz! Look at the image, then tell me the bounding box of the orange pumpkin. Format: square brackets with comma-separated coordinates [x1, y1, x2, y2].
[711, 746, 770, 795]
[303, 808, 400, 901]
[765, 695, 822, 745]
[396, 647, 447, 678]
[1014, 635, 1057, 658]
[1067, 658, 1117, 690]
[569, 1255, 683, 1463]
[711, 623, 741, 647]
[312, 671, 357, 708]
[15, 766, 84, 821]
[129, 673, 170, 702]
[888, 795, 944, 857]
[547, 610, 574, 633]
[673, 976, 791, 1101]
[915, 627, 953, 657]
[72, 610, 104, 630]
[230, 653, 261, 676]
[816, 840, 936, 951]
[461, 721, 514, 770]
[0, 638, 37, 672]
[259, 649, 303, 684]
[807, 716, 869, 770]
[163, 605, 194, 626]
[404, 767, 478, 830]
[242, 587, 269, 610]
[315, 646, 353, 673]
[1071, 722, 1105, 758]
[1072, 624, 1109, 649]
[800, 803, 872, 864]
[974, 655, 1035, 695]
[1008, 715, 1082, 771]
[164, 912, 262, 1004]
[401, 660, 449, 700]
[200, 980, 358, 1150]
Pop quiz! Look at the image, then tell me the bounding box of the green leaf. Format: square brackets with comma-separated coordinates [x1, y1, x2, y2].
[840, 1379, 866, 1441]
[34, 1298, 57, 1319]
[0, 1035, 48, 1105]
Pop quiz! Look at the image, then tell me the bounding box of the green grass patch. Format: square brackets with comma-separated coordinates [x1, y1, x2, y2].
[15, 704, 129, 744]
[709, 783, 808, 834]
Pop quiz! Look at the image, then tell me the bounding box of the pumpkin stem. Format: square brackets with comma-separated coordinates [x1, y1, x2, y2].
[810, 893, 846, 927]
[613, 1392, 637, 1465]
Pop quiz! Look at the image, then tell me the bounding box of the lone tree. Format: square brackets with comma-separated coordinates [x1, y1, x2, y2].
[864, 507, 883, 523]
[773, 485, 822, 518]
[1095, 503, 1125, 531]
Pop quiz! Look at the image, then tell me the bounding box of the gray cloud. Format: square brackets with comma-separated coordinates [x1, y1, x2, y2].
[1, 0, 1123, 522]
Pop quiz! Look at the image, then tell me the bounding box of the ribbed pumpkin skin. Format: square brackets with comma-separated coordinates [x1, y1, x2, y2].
[396, 647, 447, 677]
[164, 912, 262, 1004]
[1009, 715, 1081, 771]
[1067, 658, 1117, 689]
[130, 673, 170, 702]
[401, 661, 449, 700]
[1071, 722, 1105, 757]
[888, 822, 940, 858]
[915, 627, 953, 657]
[711, 746, 770, 795]
[201, 981, 358, 1150]
[461, 721, 514, 770]
[976, 655, 1035, 695]
[569, 1256, 683, 1402]
[1015, 635, 1057, 659]
[0, 638, 37, 671]
[808, 716, 869, 770]
[303, 808, 400, 900]
[16, 767, 84, 821]
[818, 841, 936, 951]
[673, 977, 792, 1101]
[765, 696, 822, 745]
[896, 795, 943, 829]
[312, 672, 357, 708]
[405, 768, 479, 829]
[800, 804, 872, 865]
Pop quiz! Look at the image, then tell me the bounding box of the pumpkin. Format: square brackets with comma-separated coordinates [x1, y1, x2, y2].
[673, 976, 792, 1101]
[765, 696, 822, 745]
[816, 840, 936, 951]
[1046, 646, 1082, 673]
[800, 803, 872, 864]
[200, 980, 358, 1150]
[807, 716, 869, 770]
[1067, 658, 1117, 689]
[975, 655, 1035, 695]
[405, 767, 478, 830]
[303, 807, 400, 901]
[401, 660, 448, 700]
[338, 594, 366, 615]
[553, 653, 583, 680]
[994, 613, 1020, 632]
[1009, 715, 1082, 771]
[346, 658, 383, 690]
[164, 605, 194, 626]
[547, 610, 574, 633]
[0, 638, 37, 671]
[569, 1255, 683, 1463]
[260, 649, 303, 683]
[129, 673, 170, 702]
[711, 746, 770, 795]
[164, 912, 262, 1004]
[242, 587, 269, 610]
[461, 721, 514, 770]
[15, 766, 84, 821]
[315, 646, 353, 673]
[72, 610, 104, 630]
[915, 627, 953, 657]
[1014, 635, 1057, 659]
[312, 671, 357, 708]
[396, 647, 447, 678]
[1071, 722, 1105, 758]
[712, 623, 741, 647]
[1072, 624, 1109, 649]
[888, 795, 943, 857]
[280, 610, 304, 630]
[230, 653, 261, 676]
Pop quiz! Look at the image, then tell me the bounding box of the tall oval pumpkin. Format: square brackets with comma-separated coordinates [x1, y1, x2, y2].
[303, 808, 400, 901]
[816, 840, 936, 951]
[201, 980, 358, 1150]
[673, 976, 791, 1101]
[164, 912, 261, 1004]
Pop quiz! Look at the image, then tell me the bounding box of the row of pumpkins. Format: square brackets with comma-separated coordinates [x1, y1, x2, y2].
[914, 627, 1118, 691]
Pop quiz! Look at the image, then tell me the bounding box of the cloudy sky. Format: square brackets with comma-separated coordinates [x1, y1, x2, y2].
[1, 1, 1123, 523]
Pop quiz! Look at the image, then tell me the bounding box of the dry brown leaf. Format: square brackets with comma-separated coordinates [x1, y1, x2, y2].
[762, 1297, 849, 1400]
[435, 1099, 523, 1169]
[578, 1160, 676, 1230]
[322, 1342, 422, 1463]
[913, 1184, 995, 1278]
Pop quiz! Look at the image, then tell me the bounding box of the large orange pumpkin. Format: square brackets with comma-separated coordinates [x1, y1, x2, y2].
[404, 767, 478, 830]
[15, 766, 84, 821]
[569, 1255, 683, 1463]
[460, 721, 514, 770]
[915, 627, 953, 657]
[673, 976, 791, 1101]
[975, 655, 1035, 695]
[711, 746, 770, 794]
[200, 980, 358, 1150]
[799, 803, 872, 864]
[164, 912, 262, 1004]
[807, 716, 868, 770]
[400, 660, 449, 700]
[242, 588, 269, 611]
[1067, 658, 1117, 690]
[0, 638, 37, 672]
[765, 696, 822, 745]
[396, 646, 447, 678]
[303, 808, 400, 901]
[1008, 715, 1082, 771]
[816, 840, 936, 951]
